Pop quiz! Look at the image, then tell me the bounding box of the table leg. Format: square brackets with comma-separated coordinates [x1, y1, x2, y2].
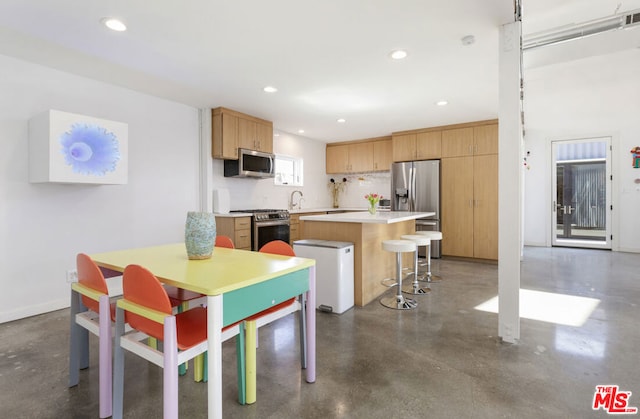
[245, 320, 257, 404]
[207, 295, 223, 419]
[306, 265, 316, 383]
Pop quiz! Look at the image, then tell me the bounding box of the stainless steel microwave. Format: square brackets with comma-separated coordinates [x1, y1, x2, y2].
[224, 148, 276, 178]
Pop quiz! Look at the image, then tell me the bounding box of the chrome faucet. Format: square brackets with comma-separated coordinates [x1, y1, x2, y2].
[290, 190, 304, 210]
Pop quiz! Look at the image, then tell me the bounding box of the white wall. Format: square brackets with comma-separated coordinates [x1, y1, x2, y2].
[206, 131, 333, 210]
[0, 54, 201, 323]
[203, 129, 390, 211]
[330, 172, 391, 209]
[523, 49, 640, 252]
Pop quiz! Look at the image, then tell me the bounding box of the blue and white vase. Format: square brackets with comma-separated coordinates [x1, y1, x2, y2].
[185, 211, 216, 260]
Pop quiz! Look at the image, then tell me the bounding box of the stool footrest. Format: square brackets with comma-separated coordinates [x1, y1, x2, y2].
[402, 284, 431, 295]
[380, 295, 417, 310]
[380, 278, 397, 288]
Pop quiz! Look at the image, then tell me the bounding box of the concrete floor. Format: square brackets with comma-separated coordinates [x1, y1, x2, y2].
[1, 246, 639, 418]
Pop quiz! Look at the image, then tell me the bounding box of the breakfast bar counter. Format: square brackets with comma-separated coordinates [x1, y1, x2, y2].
[300, 211, 433, 306]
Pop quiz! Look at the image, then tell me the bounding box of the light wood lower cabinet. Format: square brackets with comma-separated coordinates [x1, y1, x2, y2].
[441, 154, 498, 260]
[289, 212, 326, 244]
[473, 154, 499, 260]
[215, 216, 251, 250]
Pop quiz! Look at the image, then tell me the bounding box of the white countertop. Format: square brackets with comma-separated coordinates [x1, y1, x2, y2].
[213, 212, 252, 218]
[299, 211, 434, 224]
[290, 207, 367, 214]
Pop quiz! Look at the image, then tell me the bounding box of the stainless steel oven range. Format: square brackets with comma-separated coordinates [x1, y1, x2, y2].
[231, 209, 290, 251]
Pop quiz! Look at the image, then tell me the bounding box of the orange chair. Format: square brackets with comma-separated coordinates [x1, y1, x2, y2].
[259, 239, 295, 256]
[215, 235, 235, 249]
[165, 235, 234, 310]
[112, 264, 246, 419]
[165, 235, 235, 378]
[69, 253, 117, 418]
[242, 240, 306, 404]
[192, 235, 234, 382]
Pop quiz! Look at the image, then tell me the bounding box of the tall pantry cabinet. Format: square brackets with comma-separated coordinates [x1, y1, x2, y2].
[441, 123, 498, 260]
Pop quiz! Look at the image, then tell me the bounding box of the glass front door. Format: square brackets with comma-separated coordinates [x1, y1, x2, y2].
[551, 138, 611, 249]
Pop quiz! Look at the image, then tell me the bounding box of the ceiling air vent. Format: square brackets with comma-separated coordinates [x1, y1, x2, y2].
[625, 12, 640, 25]
[523, 8, 640, 50]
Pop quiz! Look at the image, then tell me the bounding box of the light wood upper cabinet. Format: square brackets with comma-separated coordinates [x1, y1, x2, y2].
[326, 138, 389, 174]
[441, 123, 498, 157]
[238, 117, 256, 151]
[349, 142, 374, 172]
[212, 111, 239, 159]
[326, 144, 350, 173]
[441, 127, 474, 157]
[473, 124, 498, 155]
[416, 131, 442, 160]
[392, 130, 441, 162]
[373, 139, 392, 171]
[392, 133, 417, 161]
[212, 107, 273, 159]
[256, 123, 273, 153]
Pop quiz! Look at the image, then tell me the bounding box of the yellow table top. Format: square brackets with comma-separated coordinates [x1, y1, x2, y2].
[90, 243, 315, 295]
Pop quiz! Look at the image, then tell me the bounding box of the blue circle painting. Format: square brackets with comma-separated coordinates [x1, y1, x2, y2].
[59, 123, 121, 176]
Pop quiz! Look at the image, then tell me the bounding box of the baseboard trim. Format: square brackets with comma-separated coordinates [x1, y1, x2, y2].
[0, 299, 68, 324]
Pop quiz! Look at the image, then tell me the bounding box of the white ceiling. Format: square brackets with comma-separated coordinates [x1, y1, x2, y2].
[0, 0, 639, 142]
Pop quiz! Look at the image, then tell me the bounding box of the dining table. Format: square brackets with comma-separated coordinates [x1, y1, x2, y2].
[90, 242, 316, 419]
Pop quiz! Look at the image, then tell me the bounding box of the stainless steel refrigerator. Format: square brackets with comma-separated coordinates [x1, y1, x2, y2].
[391, 160, 441, 258]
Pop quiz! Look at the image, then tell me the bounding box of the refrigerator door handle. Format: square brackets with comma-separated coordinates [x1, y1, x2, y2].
[410, 166, 416, 211]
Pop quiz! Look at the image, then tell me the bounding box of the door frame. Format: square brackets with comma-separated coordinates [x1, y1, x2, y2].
[550, 137, 612, 250]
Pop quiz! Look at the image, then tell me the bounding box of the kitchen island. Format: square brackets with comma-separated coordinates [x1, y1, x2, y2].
[299, 211, 434, 306]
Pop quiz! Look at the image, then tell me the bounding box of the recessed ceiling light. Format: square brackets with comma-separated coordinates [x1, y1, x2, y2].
[337, 118, 346, 123]
[101, 17, 127, 32]
[461, 35, 475, 46]
[390, 49, 408, 60]
[436, 100, 449, 106]
[263, 86, 278, 93]
[298, 129, 305, 134]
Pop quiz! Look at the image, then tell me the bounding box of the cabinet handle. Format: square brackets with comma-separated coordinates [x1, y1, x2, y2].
[469, 199, 473, 208]
[474, 144, 478, 154]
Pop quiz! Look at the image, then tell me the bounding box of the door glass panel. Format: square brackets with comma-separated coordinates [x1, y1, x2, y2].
[552, 138, 611, 249]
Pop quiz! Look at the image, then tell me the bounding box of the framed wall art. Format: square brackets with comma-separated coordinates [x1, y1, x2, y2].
[29, 109, 128, 184]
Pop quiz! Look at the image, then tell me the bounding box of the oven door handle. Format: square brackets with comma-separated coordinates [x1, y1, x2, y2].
[255, 220, 290, 227]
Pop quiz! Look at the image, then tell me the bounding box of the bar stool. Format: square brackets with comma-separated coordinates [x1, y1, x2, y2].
[416, 231, 443, 282]
[400, 235, 431, 295]
[380, 240, 418, 310]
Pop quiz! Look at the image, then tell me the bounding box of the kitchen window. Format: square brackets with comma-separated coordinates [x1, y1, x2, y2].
[274, 154, 303, 186]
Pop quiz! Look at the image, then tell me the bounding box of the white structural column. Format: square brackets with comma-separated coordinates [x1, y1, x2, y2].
[498, 21, 522, 343]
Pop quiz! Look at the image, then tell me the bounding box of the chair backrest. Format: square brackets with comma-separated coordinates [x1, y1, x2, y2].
[215, 235, 235, 249]
[122, 264, 172, 340]
[259, 240, 296, 256]
[76, 253, 109, 313]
